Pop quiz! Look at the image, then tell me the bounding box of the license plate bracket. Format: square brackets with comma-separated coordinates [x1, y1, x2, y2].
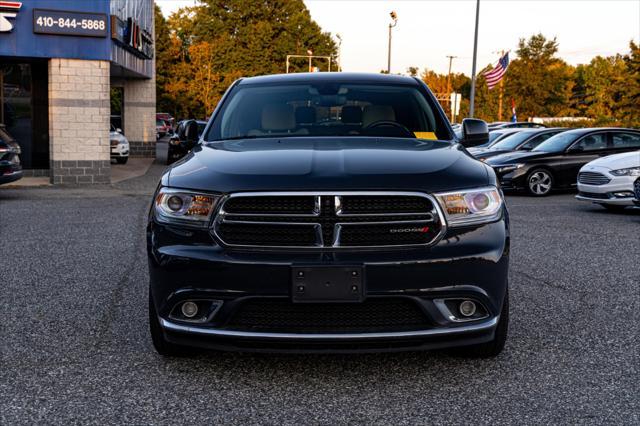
[291, 266, 364, 303]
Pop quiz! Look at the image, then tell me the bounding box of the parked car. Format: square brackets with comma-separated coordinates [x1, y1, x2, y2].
[156, 119, 172, 139]
[167, 119, 207, 164]
[110, 125, 129, 165]
[0, 124, 22, 185]
[470, 128, 567, 161]
[148, 72, 510, 357]
[491, 122, 546, 130]
[575, 150, 640, 211]
[467, 128, 522, 150]
[486, 128, 640, 196]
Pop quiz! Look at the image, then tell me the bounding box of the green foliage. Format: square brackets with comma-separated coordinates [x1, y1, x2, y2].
[155, 0, 337, 119]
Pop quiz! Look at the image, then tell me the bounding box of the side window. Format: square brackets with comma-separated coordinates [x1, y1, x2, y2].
[522, 133, 551, 150]
[572, 134, 608, 152]
[612, 133, 640, 149]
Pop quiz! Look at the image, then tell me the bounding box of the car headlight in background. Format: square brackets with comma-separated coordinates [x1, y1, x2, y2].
[494, 164, 524, 174]
[434, 187, 503, 227]
[154, 188, 220, 227]
[610, 167, 640, 177]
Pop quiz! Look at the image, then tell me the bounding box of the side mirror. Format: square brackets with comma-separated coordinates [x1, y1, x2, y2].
[116, 128, 122, 134]
[460, 118, 489, 147]
[184, 120, 200, 148]
[567, 145, 584, 153]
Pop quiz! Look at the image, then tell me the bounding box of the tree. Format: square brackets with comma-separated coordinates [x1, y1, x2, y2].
[155, 0, 337, 119]
[502, 34, 575, 120]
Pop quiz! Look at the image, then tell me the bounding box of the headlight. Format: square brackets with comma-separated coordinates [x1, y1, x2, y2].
[434, 187, 503, 227]
[154, 187, 220, 228]
[494, 164, 524, 174]
[610, 167, 640, 177]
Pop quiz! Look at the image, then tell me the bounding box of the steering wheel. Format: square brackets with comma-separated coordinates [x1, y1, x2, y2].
[362, 120, 415, 137]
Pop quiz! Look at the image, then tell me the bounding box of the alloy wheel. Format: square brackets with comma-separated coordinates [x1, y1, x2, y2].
[528, 171, 552, 195]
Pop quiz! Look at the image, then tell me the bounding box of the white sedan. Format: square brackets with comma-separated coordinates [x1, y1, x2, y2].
[576, 150, 640, 211]
[110, 125, 129, 165]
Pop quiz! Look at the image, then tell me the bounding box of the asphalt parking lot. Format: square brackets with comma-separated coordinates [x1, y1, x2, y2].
[1, 166, 638, 425]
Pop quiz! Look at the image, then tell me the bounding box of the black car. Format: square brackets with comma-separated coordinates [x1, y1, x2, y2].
[167, 119, 207, 164]
[0, 125, 22, 185]
[470, 128, 567, 161]
[147, 72, 509, 357]
[486, 128, 640, 196]
[490, 122, 546, 130]
[634, 177, 640, 205]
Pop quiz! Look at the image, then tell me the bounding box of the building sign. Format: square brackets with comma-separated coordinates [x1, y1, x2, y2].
[111, 15, 153, 60]
[33, 9, 107, 37]
[0, 1, 21, 32]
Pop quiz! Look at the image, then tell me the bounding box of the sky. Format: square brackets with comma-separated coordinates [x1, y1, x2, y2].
[156, 0, 640, 76]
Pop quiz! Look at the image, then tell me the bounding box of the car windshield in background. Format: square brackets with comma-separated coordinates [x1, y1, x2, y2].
[205, 83, 444, 141]
[491, 131, 536, 150]
[533, 132, 578, 152]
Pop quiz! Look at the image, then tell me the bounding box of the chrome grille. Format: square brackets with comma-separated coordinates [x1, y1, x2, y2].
[578, 172, 611, 186]
[213, 192, 445, 249]
[634, 178, 640, 200]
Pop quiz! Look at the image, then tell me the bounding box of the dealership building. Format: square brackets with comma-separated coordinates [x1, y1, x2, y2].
[0, 0, 155, 184]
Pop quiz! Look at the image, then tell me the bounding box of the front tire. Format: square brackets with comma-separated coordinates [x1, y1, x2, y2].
[450, 289, 509, 358]
[149, 291, 190, 356]
[526, 169, 553, 196]
[116, 157, 128, 165]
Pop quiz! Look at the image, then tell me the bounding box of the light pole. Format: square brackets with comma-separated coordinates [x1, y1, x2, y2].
[469, 0, 480, 117]
[336, 33, 342, 71]
[307, 49, 313, 72]
[387, 11, 398, 74]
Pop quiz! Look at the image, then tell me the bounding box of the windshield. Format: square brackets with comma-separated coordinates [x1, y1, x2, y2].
[205, 83, 447, 141]
[533, 132, 579, 152]
[491, 131, 537, 150]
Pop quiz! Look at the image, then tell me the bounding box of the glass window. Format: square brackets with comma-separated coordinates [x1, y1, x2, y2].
[571, 134, 608, 152]
[612, 132, 640, 149]
[491, 131, 537, 150]
[206, 83, 446, 141]
[533, 132, 580, 152]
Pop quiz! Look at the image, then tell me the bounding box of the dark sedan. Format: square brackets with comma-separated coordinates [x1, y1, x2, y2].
[0, 125, 22, 185]
[470, 128, 567, 161]
[486, 128, 640, 196]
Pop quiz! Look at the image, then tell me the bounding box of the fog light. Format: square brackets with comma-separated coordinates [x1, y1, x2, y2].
[181, 301, 198, 318]
[459, 300, 477, 317]
[612, 191, 634, 198]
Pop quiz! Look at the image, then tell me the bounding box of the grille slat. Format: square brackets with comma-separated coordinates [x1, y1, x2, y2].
[226, 298, 430, 333]
[578, 172, 611, 186]
[214, 193, 443, 248]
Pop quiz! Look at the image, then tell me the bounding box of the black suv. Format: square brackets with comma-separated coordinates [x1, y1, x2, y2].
[147, 73, 509, 356]
[0, 125, 22, 185]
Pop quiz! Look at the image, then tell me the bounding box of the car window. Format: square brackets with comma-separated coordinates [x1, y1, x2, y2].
[533, 132, 579, 152]
[612, 132, 640, 149]
[521, 132, 557, 150]
[491, 131, 536, 150]
[571, 134, 608, 152]
[206, 83, 447, 141]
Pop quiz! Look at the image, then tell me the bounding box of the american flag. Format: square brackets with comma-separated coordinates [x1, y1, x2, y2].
[483, 52, 509, 89]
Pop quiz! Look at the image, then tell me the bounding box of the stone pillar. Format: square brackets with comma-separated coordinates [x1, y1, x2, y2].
[48, 58, 111, 184]
[123, 75, 156, 157]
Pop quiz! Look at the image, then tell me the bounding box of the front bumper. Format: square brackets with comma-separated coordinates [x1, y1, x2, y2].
[110, 143, 129, 158]
[0, 163, 23, 185]
[576, 176, 638, 206]
[148, 216, 509, 352]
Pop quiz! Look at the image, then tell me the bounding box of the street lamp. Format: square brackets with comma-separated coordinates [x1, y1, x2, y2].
[387, 11, 398, 74]
[307, 49, 313, 72]
[469, 0, 480, 117]
[336, 33, 342, 71]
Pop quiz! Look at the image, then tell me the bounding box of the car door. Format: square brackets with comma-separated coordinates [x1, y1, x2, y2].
[556, 132, 609, 187]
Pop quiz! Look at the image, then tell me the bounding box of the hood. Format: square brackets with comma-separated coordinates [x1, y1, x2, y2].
[485, 150, 551, 165]
[167, 137, 489, 193]
[580, 150, 640, 171]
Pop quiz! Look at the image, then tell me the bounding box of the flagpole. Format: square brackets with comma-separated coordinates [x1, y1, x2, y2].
[497, 50, 504, 121]
[469, 0, 480, 118]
